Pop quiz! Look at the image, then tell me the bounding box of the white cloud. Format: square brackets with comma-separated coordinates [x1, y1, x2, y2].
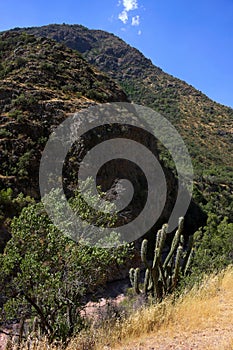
[123, 0, 138, 11]
[118, 0, 138, 24]
[138, 30, 142, 35]
[132, 15, 140, 26]
[118, 10, 128, 24]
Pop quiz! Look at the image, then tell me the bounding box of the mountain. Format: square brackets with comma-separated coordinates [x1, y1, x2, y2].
[0, 25, 232, 346]
[0, 25, 232, 252]
[0, 30, 127, 194]
[17, 24, 232, 220]
[20, 25, 233, 169]
[0, 30, 130, 249]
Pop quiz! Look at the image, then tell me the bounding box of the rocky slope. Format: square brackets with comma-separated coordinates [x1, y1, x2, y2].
[0, 31, 129, 250]
[0, 29, 207, 255]
[17, 24, 232, 220]
[0, 31, 127, 195]
[19, 24, 233, 171]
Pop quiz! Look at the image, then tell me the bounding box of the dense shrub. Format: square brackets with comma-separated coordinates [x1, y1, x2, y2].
[0, 188, 131, 341]
[182, 213, 233, 288]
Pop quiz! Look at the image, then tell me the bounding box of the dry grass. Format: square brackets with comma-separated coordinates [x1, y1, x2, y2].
[108, 266, 233, 350]
[94, 268, 233, 350]
[15, 267, 233, 350]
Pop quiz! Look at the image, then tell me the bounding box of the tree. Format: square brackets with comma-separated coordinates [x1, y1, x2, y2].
[190, 213, 233, 277]
[0, 190, 130, 341]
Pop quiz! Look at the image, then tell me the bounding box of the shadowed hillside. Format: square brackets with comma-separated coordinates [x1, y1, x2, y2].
[0, 31, 128, 249]
[20, 24, 233, 170]
[0, 31, 127, 196]
[16, 24, 233, 221]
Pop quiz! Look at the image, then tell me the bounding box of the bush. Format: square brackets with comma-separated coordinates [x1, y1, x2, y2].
[12, 93, 35, 109]
[0, 128, 12, 138]
[15, 150, 33, 177]
[0, 188, 131, 342]
[15, 56, 27, 68]
[183, 213, 233, 288]
[193, 214, 233, 270]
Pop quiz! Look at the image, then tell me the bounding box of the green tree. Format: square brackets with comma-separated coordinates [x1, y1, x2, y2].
[190, 213, 233, 276]
[0, 191, 130, 341]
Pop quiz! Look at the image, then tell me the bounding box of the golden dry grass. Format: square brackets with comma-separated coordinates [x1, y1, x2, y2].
[107, 266, 233, 350]
[16, 267, 233, 350]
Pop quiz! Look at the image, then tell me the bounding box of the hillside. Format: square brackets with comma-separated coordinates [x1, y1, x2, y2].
[0, 30, 129, 249]
[0, 31, 200, 252]
[0, 25, 232, 350]
[20, 24, 233, 170]
[0, 31, 128, 192]
[15, 24, 233, 221]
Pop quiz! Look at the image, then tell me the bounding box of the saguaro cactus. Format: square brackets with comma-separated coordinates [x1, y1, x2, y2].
[129, 217, 194, 301]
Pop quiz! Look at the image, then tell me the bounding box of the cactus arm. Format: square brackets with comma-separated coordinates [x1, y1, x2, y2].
[129, 267, 135, 288]
[155, 225, 167, 258]
[163, 217, 184, 269]
[141, 239, 151, 269]
[172, 245, 183, 289]
[143, 268, 150, 294]
[158, 261, 167, 294]
[155, 229, 162, 250]
[134, 267, 141, 294]
[181, 235, 194, 274]
[183, 247, 194, 276]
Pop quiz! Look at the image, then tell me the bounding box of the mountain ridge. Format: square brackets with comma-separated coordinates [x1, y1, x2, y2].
[0, 25, 232, 238]
[0, 30, 130, 249]
[12, 24, 232, 222]
[15, 24, 232, 172]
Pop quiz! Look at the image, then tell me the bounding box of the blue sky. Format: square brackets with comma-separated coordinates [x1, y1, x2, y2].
[0, 0, 232, 108]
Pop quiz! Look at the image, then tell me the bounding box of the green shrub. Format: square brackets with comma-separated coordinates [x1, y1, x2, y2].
[8, 109, 23, 119]
[0, 128, 12, 138]
[182, 213, 233, 289]
[15, 56, 26, 68]
[15, 150, 33, 177]
[192, 213, 233, 272]
[0, 187, 131, 342]
[12, 94, 38, 110]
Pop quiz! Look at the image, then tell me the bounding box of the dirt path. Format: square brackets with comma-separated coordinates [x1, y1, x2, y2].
[114, 325, 233, 350]
[111, 273, 233, 350]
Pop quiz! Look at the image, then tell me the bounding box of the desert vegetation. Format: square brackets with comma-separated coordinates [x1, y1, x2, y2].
[0, 26, 232, 350]
[0, 209, 232, 349]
